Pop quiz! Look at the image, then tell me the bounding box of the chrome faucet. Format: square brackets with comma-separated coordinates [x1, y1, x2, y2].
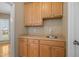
[47, 29, 58, 39]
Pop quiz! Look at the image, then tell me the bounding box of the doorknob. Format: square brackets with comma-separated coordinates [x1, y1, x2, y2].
[73, 40, 79, 45]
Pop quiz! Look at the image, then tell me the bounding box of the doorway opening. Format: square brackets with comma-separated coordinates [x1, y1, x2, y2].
[0, 14, 10, 57]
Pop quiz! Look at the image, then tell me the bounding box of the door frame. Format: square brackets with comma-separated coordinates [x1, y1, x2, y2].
[6, 2, 16, 57]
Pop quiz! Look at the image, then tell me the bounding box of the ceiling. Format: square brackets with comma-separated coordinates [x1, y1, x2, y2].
[0, 3, 11, 14]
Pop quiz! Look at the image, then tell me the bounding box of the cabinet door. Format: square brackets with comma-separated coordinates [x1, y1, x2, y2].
[41, 2, 52, 18]
[24, 3, 32, 26]
[52, 2, 63, 17]
[24, 3, 42, 26]
[19, 39, 28, 57]
[32, 3, 42, 26]
[51, 47, 65, 57]
[28, 43, 39, 57]
[40, 45, 51, 57]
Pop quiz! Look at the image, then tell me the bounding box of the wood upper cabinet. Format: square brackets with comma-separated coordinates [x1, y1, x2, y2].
[41, 2, 63, 18]
[19, 39, 28, 57]
[41, 2, 52, 18]
[24, 3, 42, 26]
[28, 39, 39, 57]
[24, 3, 32, 26]
[51, 2, 63, 17]
[24, 2, 63, 26]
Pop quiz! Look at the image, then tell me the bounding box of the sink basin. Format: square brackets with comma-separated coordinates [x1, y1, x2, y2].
[46, 35, 58, 39]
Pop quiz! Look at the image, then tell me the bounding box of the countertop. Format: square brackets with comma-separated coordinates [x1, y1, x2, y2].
[18, 35, 65, 42]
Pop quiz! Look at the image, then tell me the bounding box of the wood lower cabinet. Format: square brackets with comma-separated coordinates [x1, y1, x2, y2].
[19, 39, 28, 57]
[18, 38, 65, 57]
[52, 47, 65, 57]
[40, 45, 51, 57]
[28, 39, 39, 57]
[40, 45, 65, 57]
[40, 40, 65, 57]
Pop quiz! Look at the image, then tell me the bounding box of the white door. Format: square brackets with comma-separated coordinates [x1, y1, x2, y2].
[68, 2, 79, 57]
[73, 3, 79, 57]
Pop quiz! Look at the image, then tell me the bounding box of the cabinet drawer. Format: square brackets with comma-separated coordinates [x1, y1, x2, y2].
[19, 39, 27, 42]
[19, 39, 28, 45]
[40, 40, 65, 47]
[28, 39, 39, 44]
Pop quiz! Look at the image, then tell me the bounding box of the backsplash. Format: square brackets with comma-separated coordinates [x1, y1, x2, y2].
[26, 19, 63, 36]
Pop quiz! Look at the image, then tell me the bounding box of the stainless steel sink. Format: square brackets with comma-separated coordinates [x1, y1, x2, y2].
[46, 35, 58, 39]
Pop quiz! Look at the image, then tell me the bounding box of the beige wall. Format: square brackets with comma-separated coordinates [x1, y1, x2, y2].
[62, 2, 68, 40]
[15, 3, 25, 37]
